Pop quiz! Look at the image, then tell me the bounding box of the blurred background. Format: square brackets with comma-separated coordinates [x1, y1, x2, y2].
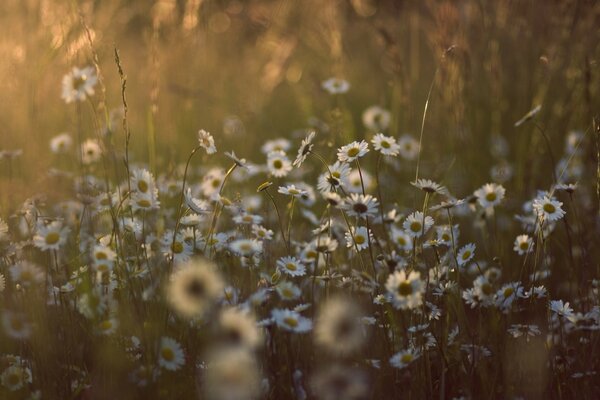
[0, 0, 599, 209]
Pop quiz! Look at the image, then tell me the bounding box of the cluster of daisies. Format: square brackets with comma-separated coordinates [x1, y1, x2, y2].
[0, 68, 598, 399]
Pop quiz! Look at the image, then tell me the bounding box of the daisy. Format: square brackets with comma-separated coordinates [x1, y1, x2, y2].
[436, 224, 459, 246]
[533, 196, 565, 222]
[363, 105, 391, 131]
[457, 243, 476, 266]
[81, 139, 102, 164]
[346, 168, 373, 193]
[97, 317, 119, 335]
[403, 211, 434, 238]
[507, 324, 541, 341]
[277, 256, 306, 277]
[322, 77, 350, 94]
[92, 244, 117, 272]
[397, 134, 420, 160]
[33, 221, 69, 251]
[317, 161, 351, 193]
[390, 348, 420, 369]
[411, 179, 448, 195]
[158, 337, 185, 371]
[262, 138, 291, 155]
[549, 299, 574, 319]
[1, 364, 32, 391]
[229, 239, 262, 256]
[554, 182, 578, 194]
[293, 130, 316, 167]
[225, 150, 249, 169]
[131, 168, 157, 195]
[371, 133, 400, 156]
[340, 193, 379, 219]
[390, 227, 413, 251]
[2, 312, 32, 339]
[278, 184, 308, 198]
[197, 129, 217, 154]
[323, 192, 343, 207]
[131, 191, 161, 212]
[267, 150, 292, 177]
[495, 282, 525, 312]
[271, 308, 312, 333]
[167, 258, 224, 319]
[50, 133, 73, 154]
[276, 281, 302, 301]
[202, 348, 261, 400]
[472, 275, 496, 307]
[513, 234, 534, 255]
[201, 168, 225, 199]
[385, 270, 425, 310]
[474, 183, 506, 208]
[61, 66, 98, 103]
[219, 308, 262, 350]
[337, 140, 369, 163]
[345, 226, 371, 251]
[310, 365, 369, 400]
[252, 224, 274, 241]
[315, 297, 365, 355]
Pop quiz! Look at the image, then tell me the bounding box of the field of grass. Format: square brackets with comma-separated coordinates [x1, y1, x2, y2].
[0, 0, 599, 399]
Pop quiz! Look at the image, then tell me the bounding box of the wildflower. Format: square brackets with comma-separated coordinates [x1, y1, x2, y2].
[158, 337, 185, 371]
[363, 105, 391, 131]
[457, 243, 476, 266]
[81, 139, 102, 164]
[317, 161, 350, 192]
[262, 138, 291, 155]
[533, 196, 565, 222]
[218, 308, 262, 350]
[61, 66, 98, 103]
[340, 193, 379, 219]
[495, 282, 525, 311]
[436, 225, 459, 246]
[267, 150, 292, 177]
[167, 258, 225, 319]
[391, 227, 413, 251]
[390, 348, 420, 369]
[276, 281, 302, 301]
[514, 234, 534, 255]
[472, 275, 496, 307]
[197, 129, 217, 154]
[162, 231, 193, 263]
[411, 179, 448, 195]
[323, 192, 343, 206]
[97, 317, 119, 335]
[293, 130, 316, 167]
[225, 150, 249, 169]
[252, 224, 273, 241]
[310, 365, 369, 400]
[461, 344, 492, 364]
[397, 134, 419, 160]
[2, 312, 32, 339]
[371, 133, 400, 156]
[131, 168, 157, 196]
[549, 300, 574, 319]
[50, 133, 73, 154]
[403, 211, 434, 238]
[554, 182, 578, 194]
[315, 297, 365, 355]
[337, 140, 369, 163]
[272, 309, 312, 333]
[202, 347, 261, 400]
[385, 270, 425, 310]
[229, 239, 262, 256]
[1, 364, 32, 391]
[201, 168, 225, 198]
[33, 221, 69, 251]
[10, 261, 44, 288]
[345, 226, 372, 251]
[346, 168, 373, 193]
[429, 198, 466, 212]
[92, 244, 117, 273]
[277, 256, 306, 277]
[474, 183, 505, 208]
[507, 324, 541, 341]
[278, 184, 308, 198]
[322, 77, 350, 94]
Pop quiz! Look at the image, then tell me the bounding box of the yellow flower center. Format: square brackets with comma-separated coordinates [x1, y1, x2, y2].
[284, 317, 298, 328]
[161, 347, 175, 361]
[347, 147, 360, 157]
[410, 222, 422, 232]
[485, 192, 497, 202]
[45, 232, 60, 245]
[398, 281, 413, 296]
[286, 263, 297, 271]
[137, 180, 149, 193]
[401, 353, 414, 363]
[543, 203, 556, 213]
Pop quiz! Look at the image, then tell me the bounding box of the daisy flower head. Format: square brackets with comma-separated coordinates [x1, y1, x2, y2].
[197, 129, 217, 154]
[322, 77, 350, 95]
[229, 239, 262, 257]
[340, 193, 379, 219]
[278, 184, 308, 198]
[225, 150, 249, 169]
[513, 234, 534, 255]
[158, 337, 185, 371]
[411, 179, 448, 195]
[81, 139, 102, 164]
[1, 364, 32, 391]
[403, 211, 434, 238]
[267, 150, 292, 178]
[166, 258, 225, 319]
[549, 299, 574, 319]
[10, 261, 44, 288]
[276, 281, 302, 301]
[474, 183, 506, 208]
[218, 307, 263, 350]
[371, 133, 400, 156]
[293, 130, 316, 167]
[61, 66, 98, 103]
[533, 196, 565, 222]
[337, 140, 369, 163]
[363, 105, 391, 131]
[310, 365, 370, 400]
[397, 134, 420, 160]
[271, 308, 312, 333]
[50, 133, 73, 154]
[390, 348, 420, 369]
[345, 226, 372, 252]
[33, 220, 69, 251]
[131, 168, 157, 196]
[495, 282, 525, 312]
[385, 270, 425, 310]
[262, 138, 291, 155]
[317, 161, 350, 193]
[391, 227, 413, 251]
[277, 256, 306, 277]
[457, 243, 476, 266]
[202, 347, 262, 400]
[314, 297, 366, 356]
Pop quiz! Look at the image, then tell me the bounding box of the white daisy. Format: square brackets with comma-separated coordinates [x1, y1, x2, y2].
[513, 234, 534, 255]
[314, 297, 365, 355]
[158, 337, 185, 371]
[403, 211, 434, 238]
[197, 129, 217, 154]
[293, 130, 316, 167]
[50, 133, 73, 154]
[81, 139, 102, 164]
[276, 281, 302, 301]
[33, 221, 69, 251]
[278, 184, 308, 198]
[61, 66, 98, 103]
[363, 105, 391, 131]
[411, 178, 448, 195]
[267, 150, 292, 177]
[337, 140, 369, 163]
[340, 193, 379, 219]
[385, 270, 425, 310]
[271, 309, 312, 333]
[457, 243, 476, 266]
[322, 77, 350, 94]
[262, 138, 291, 155]
[371, 133, 400, 156]
[532, 196, 565, 222]
[390, 348, 420, 369]
[397, 134, 420, 160]
[229, 239, 262, 256]
[391, 227, 413, 251]
[474, 183, 506, 208]
[276, 256, 306, 277]
[345, 226, 372, 251]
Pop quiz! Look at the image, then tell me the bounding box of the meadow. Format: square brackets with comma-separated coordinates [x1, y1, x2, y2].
[0, 0, 599, 399]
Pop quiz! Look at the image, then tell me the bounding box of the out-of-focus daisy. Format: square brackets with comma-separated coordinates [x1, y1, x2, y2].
[390, 348, 420, 369]
[340, 193, 379, 219]
[436, 224, 459, 246]
[371, 133, 400, 156]
[495, 282, 525, 312]
[507, 324, 541, 341]
[1, 364, 32, 391]
[50, 133, 73, 154]
[345, 226, 371, 252]
[92, 244, 117, 273]
[276, 281, 302, 301]
[267, 150, 292, 177]
[403, 211, 434, 238]
[201, 168, 225, 199]
[346, 168, 373, 193]
[81, 139, 102, 164]
[272, 308, 312, 333]
[315, 297, 365, 355]
[363, 105, 391, 132]
[391, 227, 413, 251]
[96, 317, 119, 335]
[474, 183, 505, 208]
[61, 66, 98, 103]
[337, 140, 369, 163]
[225, 151, 249, 169]
[278, 184, 308, 198]
[197, 129, 217, 154]
[218, 307, 262, 350]
[2, 312, 32, 339]
[385, 270, 425, 310]
[554, 182, 577, 194]
[322, 77, 350, 94]
[533, 196, 565, 222]
[411, 179, 448, 195]
[202, 347, 261, 400]
[549, 299, 574, 319]
[513, 234, 534, 255]
[397, 134, 420, 160]
[167, 258, 224, 319]
[293, 130, 316, 167]
[229, 239, 262, 257]
[10, 261, 44, 288]
[33, 221, 69, 251]
[457, 243, 476, 266]
[277, 256, 306, 277]
[310, 364, 369, 400]
[158, 337, 185, 371]
[262, 138, 291, 155]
